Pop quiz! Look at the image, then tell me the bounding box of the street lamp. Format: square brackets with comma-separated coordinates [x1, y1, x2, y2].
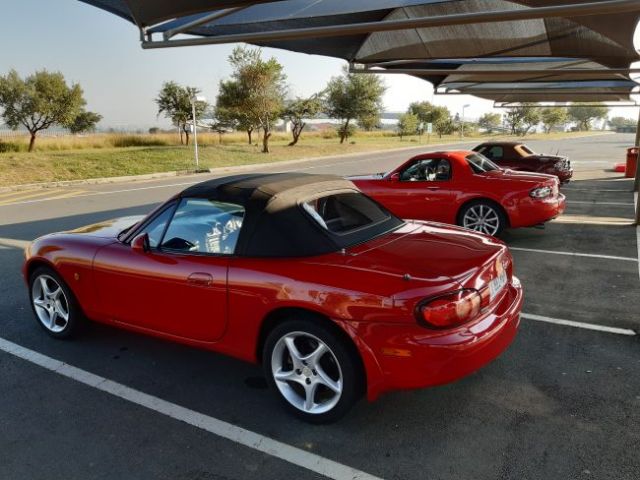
[190, 95, 206, 171]
[461, 104, 470, 138]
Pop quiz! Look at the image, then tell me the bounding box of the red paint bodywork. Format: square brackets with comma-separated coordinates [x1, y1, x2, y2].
[23, 204, 523, 401]
[473, 142, 573, 183]
[351, 150, 565, 229]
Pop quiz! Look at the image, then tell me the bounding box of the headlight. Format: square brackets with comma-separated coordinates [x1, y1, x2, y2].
[530, 186, 552, 199]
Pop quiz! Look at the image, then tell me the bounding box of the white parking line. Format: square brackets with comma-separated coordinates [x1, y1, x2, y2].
[0, 336, 382, 480]
[0, 181, 201, 207]
[562, 188, 628, 193]
[509, 247, 637, 263]
[635, 191, 639, 280]
[567, 200, 634, 206]
[0, 237, 30, 249]
[521, 313, 636, 336]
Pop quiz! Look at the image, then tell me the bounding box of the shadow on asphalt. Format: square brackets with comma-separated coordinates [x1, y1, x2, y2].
[0, 204, 158, 241]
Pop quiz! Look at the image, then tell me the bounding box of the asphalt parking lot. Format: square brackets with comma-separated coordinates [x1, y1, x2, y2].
[1, 133, 639, 480]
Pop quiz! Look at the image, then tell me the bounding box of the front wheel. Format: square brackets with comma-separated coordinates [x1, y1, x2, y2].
[29, 267, 83, 339]
[263, 318, 362, 423]
[458, 201, 506, 236]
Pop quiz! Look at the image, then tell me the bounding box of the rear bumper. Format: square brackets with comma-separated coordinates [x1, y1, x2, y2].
[509, 193, 566, 228]
[360, 277, 523, 400]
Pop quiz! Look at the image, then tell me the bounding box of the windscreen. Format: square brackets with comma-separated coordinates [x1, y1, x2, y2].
[467, 153, 501, 174]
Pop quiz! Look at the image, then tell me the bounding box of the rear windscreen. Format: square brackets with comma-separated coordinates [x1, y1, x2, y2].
[301, 190, 404, 248]
[467, 153, 501, 173]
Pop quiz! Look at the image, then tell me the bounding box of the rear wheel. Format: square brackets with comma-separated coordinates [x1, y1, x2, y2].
[458, 201, 506, 236]
[29, 267, 82, 339]
[263, 317, 362, 423]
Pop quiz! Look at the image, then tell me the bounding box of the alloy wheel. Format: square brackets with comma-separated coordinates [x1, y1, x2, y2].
[463, 204, 501, 236]
[270, 331, 343, 415]
[31, 274, 70, 333]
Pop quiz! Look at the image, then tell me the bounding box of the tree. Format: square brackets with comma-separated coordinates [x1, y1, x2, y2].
[505, 104, 541, 136]
[324, 68, 386, 144]
[408, 101, 451, 136]
[478, 112, 502, 134]
[216, 46, 287, 153]
[216, 78, 256, 145]
[358, 114, 381, 132]
[397, 112, 419, 140]
[540, 107, 568, 133]
[68, 110, 102, 134]
[155, 81, 206, 145]
[608, 116, 636, 130]
[282, 95, 322, 146]
[408, 101, 434, 125]
[0, 69, 86, 151]
[435, 116, 456, 137]
[209, 116, 234, 144]
[568, 103, 609, 131]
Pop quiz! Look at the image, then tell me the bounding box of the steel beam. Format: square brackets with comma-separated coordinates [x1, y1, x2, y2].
[494, 102, 640, 108]
[140, 0, 640, 49]
[349, 67, 640, 77]
[436, 90, 633, 95]
[162, 7, 250, 40]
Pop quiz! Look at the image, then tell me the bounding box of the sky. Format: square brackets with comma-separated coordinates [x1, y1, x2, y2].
[1, 0, 639, 130]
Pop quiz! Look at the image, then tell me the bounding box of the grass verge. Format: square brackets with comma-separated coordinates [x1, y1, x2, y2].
[0, 131, 607, 187]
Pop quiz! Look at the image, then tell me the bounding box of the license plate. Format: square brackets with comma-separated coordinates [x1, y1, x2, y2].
[489, 270, 508, 301]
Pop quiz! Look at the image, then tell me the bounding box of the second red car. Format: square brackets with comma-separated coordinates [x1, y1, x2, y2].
[351, 150, 565, 236]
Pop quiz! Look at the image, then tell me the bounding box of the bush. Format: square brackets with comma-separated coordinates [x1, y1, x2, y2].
[109, 135, 169, 148]
[320, 128, 337, 139]
[0, 140, 21, 153]
[336, 123, 357, 141]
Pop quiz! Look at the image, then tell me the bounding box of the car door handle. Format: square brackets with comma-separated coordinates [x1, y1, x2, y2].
[426, 186, 439, 190]
[187, 272, 213, 287]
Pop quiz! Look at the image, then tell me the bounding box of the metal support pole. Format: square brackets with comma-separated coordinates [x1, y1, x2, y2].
[634, 108, 640, 224]
[635, 108, 640, 191]
[192, 100, 199, 171]
[461, 105, 466, 138]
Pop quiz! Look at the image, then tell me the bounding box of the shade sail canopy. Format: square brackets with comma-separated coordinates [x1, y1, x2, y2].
[358, 57, 640, 101]
[440, 80, 639, 102]
[80, 0, 640, 102]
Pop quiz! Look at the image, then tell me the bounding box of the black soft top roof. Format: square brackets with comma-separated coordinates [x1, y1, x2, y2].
[475, 141, 524, 148]
[178, 173, 403, 257]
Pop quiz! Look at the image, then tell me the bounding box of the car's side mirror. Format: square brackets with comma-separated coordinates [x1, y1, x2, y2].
[131, 233, 150, 253]
[389, 172, 400, 181]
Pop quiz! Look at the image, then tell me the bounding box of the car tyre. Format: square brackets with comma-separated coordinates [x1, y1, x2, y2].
[29, 266, 83, 339]
[263, 317, 362, 424]
[458, 200, 507, 237]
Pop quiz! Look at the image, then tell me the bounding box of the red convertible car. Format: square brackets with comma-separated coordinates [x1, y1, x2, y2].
[473, 141, 573, 183]
[351, 151, 565, 236]
[23, 173, 523, 422]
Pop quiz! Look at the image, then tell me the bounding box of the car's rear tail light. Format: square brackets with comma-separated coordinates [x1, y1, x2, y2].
[417, 289, 481, 329]
[479, 287, 491, 309]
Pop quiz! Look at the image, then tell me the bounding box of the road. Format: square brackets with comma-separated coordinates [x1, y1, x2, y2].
[0, 133, 638, 480]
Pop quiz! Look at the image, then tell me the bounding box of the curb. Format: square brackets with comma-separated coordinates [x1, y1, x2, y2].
[0, 132, 612, 193]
